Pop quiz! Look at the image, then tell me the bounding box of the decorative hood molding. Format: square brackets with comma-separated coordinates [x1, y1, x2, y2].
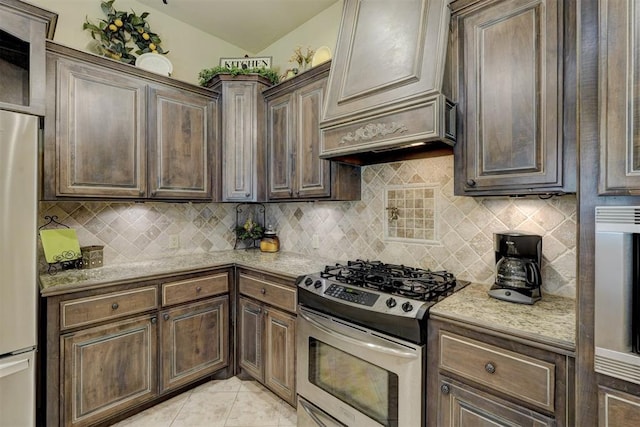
[319, 0, 455, 165]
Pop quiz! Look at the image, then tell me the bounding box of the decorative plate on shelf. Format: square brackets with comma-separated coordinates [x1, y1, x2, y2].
[135, 53, 173, 76]
[311, 46, 332, 66]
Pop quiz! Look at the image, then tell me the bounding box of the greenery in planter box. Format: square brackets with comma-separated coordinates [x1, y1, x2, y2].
[198, 65, 280, 86]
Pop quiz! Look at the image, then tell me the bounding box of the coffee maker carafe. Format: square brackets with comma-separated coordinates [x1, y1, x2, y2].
[488, 231, 542, 304]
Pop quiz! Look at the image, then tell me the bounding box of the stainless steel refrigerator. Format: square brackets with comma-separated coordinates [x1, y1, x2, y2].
[0, 109, 39, 426]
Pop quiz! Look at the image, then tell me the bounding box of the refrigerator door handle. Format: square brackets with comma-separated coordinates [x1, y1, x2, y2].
[0, 357, 30, 379]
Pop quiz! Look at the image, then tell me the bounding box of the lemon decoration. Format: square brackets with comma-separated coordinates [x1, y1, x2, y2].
[83, 0, 168, 64]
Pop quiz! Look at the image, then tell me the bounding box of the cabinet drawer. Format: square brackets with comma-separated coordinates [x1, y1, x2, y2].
[162, 273, 229, 306]
[439, 331, 555, 412]
[60, 287, 158, 330]
[238, 273, 296, 313]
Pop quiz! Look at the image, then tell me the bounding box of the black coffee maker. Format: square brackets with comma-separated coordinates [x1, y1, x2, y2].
[488, 231, 542, 304]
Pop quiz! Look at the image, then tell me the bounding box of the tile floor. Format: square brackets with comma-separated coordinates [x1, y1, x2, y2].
[113, 376, 296, 427]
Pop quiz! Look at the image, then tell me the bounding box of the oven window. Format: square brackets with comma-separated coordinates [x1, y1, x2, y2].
[308, 338, 398, 427]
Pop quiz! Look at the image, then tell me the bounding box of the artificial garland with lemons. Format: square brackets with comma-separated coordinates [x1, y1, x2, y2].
[83, 0, 166, 64]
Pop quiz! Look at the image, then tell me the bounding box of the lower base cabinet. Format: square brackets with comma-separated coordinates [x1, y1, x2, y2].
[61, 314, 158, 427]
[438, 377, 554, 426]
[237, 269, 297, 405]
[428, 318, 574, 427]
[43, 269, 232, 426]
[160, 296, 229, 393]
[599, 386, 640, 427]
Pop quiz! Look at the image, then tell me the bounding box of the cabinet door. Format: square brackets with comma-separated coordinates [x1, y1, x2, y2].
[453, 0, 565, 195]
[599, 386, 640, 427]
[148, 85, 216, 199]
[159, 296, 229, 393]
[54, 57, 147, 197]
[222, 81, 265, 201]
[61, 314, 158, 427]
[599, 0, 640, 194]
[0, 2, 53, 115]
[267, 91, 295, 199]
[238, 296, 263, 381]
[438, 377, 554, 427]
[264, 307, 296, 405]
[296, 77, 331, 198]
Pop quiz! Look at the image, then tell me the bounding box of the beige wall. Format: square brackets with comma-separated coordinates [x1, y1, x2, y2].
[29, 0, 342, 84]
[28, 0, 246, 84]
[257, 2, 342, 75]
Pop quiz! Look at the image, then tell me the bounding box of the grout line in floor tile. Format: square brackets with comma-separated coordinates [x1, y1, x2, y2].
[167, 387, 195, 427]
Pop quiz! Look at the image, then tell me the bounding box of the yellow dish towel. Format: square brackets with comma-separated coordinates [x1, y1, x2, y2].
[40, 229, 82, 263]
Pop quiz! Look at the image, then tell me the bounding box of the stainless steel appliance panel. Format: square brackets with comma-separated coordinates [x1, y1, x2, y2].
[0, 110, 38, 355]
[297, 306, 424, 427]
[0, 110, 38, 427]
[594, 206, 640, 385]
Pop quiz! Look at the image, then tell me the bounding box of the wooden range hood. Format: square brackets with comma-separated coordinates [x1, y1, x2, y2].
[319, 0, 455, 166]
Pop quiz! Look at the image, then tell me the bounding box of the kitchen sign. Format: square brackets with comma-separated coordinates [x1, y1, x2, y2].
[219, 56, 272, 69]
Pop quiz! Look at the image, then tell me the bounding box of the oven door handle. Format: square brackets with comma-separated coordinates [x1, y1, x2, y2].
[299, 310, 418, 359]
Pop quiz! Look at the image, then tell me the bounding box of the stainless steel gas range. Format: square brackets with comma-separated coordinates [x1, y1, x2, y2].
[296, 260, 468, 427]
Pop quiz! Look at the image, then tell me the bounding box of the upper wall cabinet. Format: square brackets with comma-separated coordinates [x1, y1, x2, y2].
[263, 62, 361, 201]
[451, 0, 576, 196]
[0, 0, 57, 115]
[319, 0, 455, 164]
[599, 0, 640, 194]
[206, 74, 269, 202]
[43, 42, 219, 201]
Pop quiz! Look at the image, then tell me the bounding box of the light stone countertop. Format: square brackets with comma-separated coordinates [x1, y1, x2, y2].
[40, 252, 576, 353]
[39, 250, 338, 296]
[431, 282, 576, 352]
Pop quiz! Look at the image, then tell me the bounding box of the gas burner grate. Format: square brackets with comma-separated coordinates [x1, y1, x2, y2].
[321, 259, 459, 302]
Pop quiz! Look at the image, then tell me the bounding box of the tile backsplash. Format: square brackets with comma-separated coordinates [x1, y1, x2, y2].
[39, 156, 576, 297]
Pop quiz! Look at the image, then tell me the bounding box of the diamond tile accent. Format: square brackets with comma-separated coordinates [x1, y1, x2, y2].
[38, 156, 576, 297]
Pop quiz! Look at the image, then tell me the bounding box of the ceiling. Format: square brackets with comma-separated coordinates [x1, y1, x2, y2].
[137, 0, 339, 53]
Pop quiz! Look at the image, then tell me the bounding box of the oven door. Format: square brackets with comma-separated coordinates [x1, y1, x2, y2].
[297, 306, 425, 427]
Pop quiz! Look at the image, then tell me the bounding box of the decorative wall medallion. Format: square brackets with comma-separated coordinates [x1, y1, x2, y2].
[340, 121, 408, 144]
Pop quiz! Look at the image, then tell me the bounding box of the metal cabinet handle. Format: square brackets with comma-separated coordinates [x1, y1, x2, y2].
[151, 190, 157, 196]
[245, 192, 250, 197]
[440, 384, 450, 395]
[466, 179, 476, 187]
[111, 303, 119, 310]
[196, 286, 202, 292]
[485, 362, 496, 374]
[151, 317, 157, 324]
[261, 288, 266, 295]
[163, 313, 170, 321]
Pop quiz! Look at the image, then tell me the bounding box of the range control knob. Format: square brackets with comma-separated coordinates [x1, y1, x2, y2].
[386, 297, 397, 308]
[314, 280, 323, 289]
[401, 301, 414, 312]
[304, 277, 313, 286]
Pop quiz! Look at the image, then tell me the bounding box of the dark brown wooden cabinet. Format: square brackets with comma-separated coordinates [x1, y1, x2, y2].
[42, 269, 231, 426]
[206, 74, 269, 202]
[428, 318, 574, 426]
[0, 0, 56, 115]
[598, 386, 640, 427]
[43, 42, 219, 201]
[237, 269, 297, 405]
[159, 296, 228, 393]
[148, 84, 218, 199]
[451, 0, 576, 196]
[264, 62, 361, 201]
[61, 314, 158, 427]
[598, 0, 640, 194]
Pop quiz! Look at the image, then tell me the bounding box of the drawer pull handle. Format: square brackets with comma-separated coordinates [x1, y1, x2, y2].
[163, 313, 170, 321]
[261, 288, 266, 295]
[485, 362, 496, 374]
[440, 384, 450, 395]
[196, 286, 202, 292]
[466, 179, 477, 187]
[151, 317, 157, 324]
[111, 303, 119, 310]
